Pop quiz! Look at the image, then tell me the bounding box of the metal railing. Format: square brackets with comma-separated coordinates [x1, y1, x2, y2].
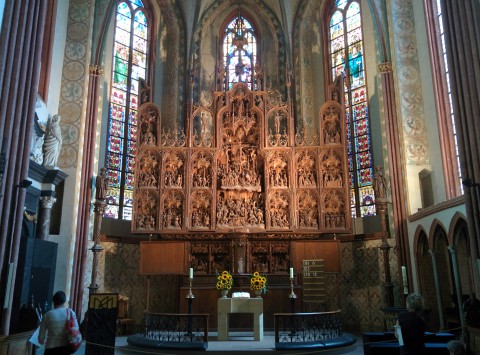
[143, 312, 209, 343]
[274, 310, 343, 343]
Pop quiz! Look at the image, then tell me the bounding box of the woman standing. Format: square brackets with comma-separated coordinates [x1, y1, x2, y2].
[39, 291, 80, 354]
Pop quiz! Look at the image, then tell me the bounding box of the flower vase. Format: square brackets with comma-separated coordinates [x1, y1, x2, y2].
[254, 289, 262, 298]
[220, 289, 229, 298]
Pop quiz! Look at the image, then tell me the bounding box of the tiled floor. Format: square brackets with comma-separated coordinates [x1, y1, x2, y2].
[36, 332, 365, 354]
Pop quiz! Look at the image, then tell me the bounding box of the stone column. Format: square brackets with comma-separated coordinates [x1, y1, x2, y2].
[428, 250, 445, 330]
[37, 196, 57, 240]
[378, 62, 411, 288]
[448, 246, 466, 333]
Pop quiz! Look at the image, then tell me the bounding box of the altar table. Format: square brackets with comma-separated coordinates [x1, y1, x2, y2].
[217, 298, 264, 341]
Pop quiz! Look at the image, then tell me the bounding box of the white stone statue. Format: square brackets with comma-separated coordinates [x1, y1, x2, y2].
[42, 114, 63, 168]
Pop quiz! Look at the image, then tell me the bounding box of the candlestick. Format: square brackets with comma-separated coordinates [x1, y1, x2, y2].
[186, 277, 195, 299]
[289, 276, 297, 299]
[189, 267, 194, 279]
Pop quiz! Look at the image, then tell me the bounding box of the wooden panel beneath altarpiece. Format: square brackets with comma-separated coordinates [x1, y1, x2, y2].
[291, 240, 340, 273]
[139, 241, 187, 274]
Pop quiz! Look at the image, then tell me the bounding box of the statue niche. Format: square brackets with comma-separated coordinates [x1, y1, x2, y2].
[137, 150, 160, 188]
[296, 150, 317, 188]
[135, 190, 159, 230]
[162, 190, 184, 229]
[139, 103, 159, 146]
[320, 101, 342, 145]
[191, 151, 214, 188]
[163, 151, 185, 188]
[297, 190, 319, 229]
[190, 190, 212, 229]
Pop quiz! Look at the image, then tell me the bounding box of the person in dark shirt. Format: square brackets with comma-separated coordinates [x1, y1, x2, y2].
[396, 293, 426, 355]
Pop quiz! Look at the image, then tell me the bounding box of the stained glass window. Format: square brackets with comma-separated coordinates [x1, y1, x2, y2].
[433, 0, 462, 194]
[105, 0, 148, 220]
[223, 13, 257, 89]
[328, 0, 375, 218]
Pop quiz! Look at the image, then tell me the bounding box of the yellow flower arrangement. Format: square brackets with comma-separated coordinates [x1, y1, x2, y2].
[216, 271, 233, 290]
[250, 272, 267, 293]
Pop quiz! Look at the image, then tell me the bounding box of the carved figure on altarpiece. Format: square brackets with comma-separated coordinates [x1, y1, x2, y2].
[190, 190, 212, 229]
[137, 150, 160, 188]
[139, 103, 159, 146]
[267, 190, 290, 229]
[296, 150, 317, 188]
[266, 109, 288, 147]
[320, 148, 344, 189]
[297, 190, 319, 229]
[216, 191, 265, 228]
[217, 146, 262, 192]
[267, 151, 289, 188]
[320, 101, 342, 145]
[191, 151, 214, 188]
[162, 190, 184, 229]
[210, 243, 231, 274]
[163, 151, 185, 188]
[322, 190, 346, 229]
[271, 242, 290, 273]
[250, 242, 270, 274]
[135, 190, 159, 230]
[193, 109, 214, 147]
[220, 111, 259, 146]
[190, 243, 210, 274]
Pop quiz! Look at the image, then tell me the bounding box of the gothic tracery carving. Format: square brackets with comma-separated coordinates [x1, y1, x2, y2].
[133, 82, 351, 235]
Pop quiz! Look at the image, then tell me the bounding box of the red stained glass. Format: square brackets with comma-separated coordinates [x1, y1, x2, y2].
[111, 88, 127, 106]
[125, 172, 135, 188]
[108, 118, 124, 137]
[130, 94, 138, 110]
[108, 153, 123, 170]
[354, 118, 368, 137]
[108, 170, 121, 187]
[355, 134, 370, 152]
[128, 109, 138, 126]
[357, 168, 373, 187]
[352, 87, 366, 104]
[356, 150, 371, 170]
[107, 135, 123, 154]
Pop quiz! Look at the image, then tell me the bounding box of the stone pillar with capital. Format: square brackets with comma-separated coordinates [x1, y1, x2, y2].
[374, 165, 394, 307]
[37, 196, 57, 240]
[88, 167, 109, 295]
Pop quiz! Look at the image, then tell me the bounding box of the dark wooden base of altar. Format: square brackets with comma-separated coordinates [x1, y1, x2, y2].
[179, 274, 301, 330]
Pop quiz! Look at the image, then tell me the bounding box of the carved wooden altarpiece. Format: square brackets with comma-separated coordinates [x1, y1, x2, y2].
[133, 81, 351, 275]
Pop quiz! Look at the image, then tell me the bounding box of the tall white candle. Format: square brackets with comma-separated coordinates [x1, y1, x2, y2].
[290, 267, 294, 279]
[189, 267, 193, 279]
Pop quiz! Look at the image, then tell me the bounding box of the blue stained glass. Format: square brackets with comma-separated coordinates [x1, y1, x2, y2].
[346, 2, 360, 18]
[336, 0, 348, 9]
[117, 2, 131, 17]
[130, 0, 144, 10]
[357, 168, 373, 187]
[134, 10, 147, 26]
